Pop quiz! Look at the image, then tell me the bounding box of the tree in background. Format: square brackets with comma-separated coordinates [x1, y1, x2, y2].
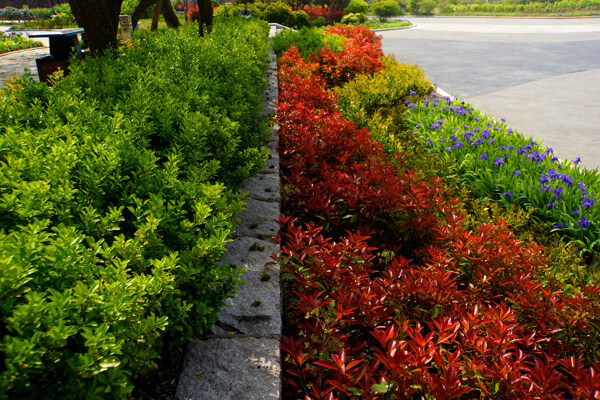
[69, 0, 124, 55]
[196, 0, 213, 36]
[130, 0, 180, 29]
[344, 0, 368, 13]
[371, 0, 401, 20]
[287, 0, 312, 11]
[407, 0, 435, 15]
[312, 0, 351, 11]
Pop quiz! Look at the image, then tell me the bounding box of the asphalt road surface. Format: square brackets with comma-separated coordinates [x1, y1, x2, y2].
[379, 17, 600, 169]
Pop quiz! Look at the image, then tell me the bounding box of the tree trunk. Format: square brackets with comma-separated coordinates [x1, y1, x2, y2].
[131, 0, 180, 31]
[151, 0, 162, 30]
[69, 0, 123, 56]
[196, 0, 213, 37]
[131, 0, 156, 29]
[106, 0, 124, 36]
[161, 0, 180, 28]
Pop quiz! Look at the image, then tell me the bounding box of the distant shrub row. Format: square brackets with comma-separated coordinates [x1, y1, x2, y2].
[213, 2, 344, 28]
[0, 4, 71, 21]
[441, 0, 600, 15]
[0, 19, 270, 399]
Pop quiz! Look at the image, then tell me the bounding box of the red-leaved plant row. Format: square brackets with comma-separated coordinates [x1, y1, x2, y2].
[301, 6, 346, 24]
[275, 26, 600, 399]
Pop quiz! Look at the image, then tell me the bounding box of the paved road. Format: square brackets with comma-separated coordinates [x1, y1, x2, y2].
[379, 17, 600, 169]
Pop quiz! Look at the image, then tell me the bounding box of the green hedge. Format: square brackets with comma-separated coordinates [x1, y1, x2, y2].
[0, 7, 33, 21]
[0, 19, 270, 399]
[440, 0, 600, 15]
[271, 26, 347, 58]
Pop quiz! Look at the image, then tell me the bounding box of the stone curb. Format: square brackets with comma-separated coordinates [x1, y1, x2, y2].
[175, 44, 282, 400]
[372, 24, 415, 32]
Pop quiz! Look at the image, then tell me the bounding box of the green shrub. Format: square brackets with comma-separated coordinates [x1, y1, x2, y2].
[264, 1, 295, 26]
[250, 1, 268, 18]
[214, 4, 240, 18]
[312, 15, 327, 26]
[371, 0, 401, 19]
[292, 10, 311, 27]
[272, 26, 346, 58]
[344, 0, 369, 13]
[252, 1, 268, 12]
[0, 6, 32, 21]
[53, 2, 73, 15]
[0, 19, 270, 399]
[341, 12, 367, 24]
[214, 2, 270, 21]
[407, 0, 435, 15]
[30, 7, 52, 19]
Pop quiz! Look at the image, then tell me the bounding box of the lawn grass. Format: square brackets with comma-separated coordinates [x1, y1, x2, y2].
[365, 18, 412, 29]
[136, 15, 187, 31]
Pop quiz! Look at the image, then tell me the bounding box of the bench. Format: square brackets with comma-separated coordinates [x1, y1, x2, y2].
[27, 28, 84, 83]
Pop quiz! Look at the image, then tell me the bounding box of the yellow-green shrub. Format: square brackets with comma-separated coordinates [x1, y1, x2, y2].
[334, 56, 433, 152]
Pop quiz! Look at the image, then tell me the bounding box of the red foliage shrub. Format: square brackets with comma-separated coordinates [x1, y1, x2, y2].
[278, 219, 600, 399]
[278, 27, 384, 88]
[302, 5, 345, 23]
[275, 25, 600, 399]
[186, 4, 199, 22]
[325, 25, 383, 47]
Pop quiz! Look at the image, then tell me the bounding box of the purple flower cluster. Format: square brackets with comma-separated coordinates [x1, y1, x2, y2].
[411, 94, 598, 234]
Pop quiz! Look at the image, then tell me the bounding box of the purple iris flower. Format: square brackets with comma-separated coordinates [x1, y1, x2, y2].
[582, 196, 595, 208]
[577, 216, 590, 229]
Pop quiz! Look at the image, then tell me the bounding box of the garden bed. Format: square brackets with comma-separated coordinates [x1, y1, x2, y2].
[0, 32, 42, 54]
[274, 24, 600, 399]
